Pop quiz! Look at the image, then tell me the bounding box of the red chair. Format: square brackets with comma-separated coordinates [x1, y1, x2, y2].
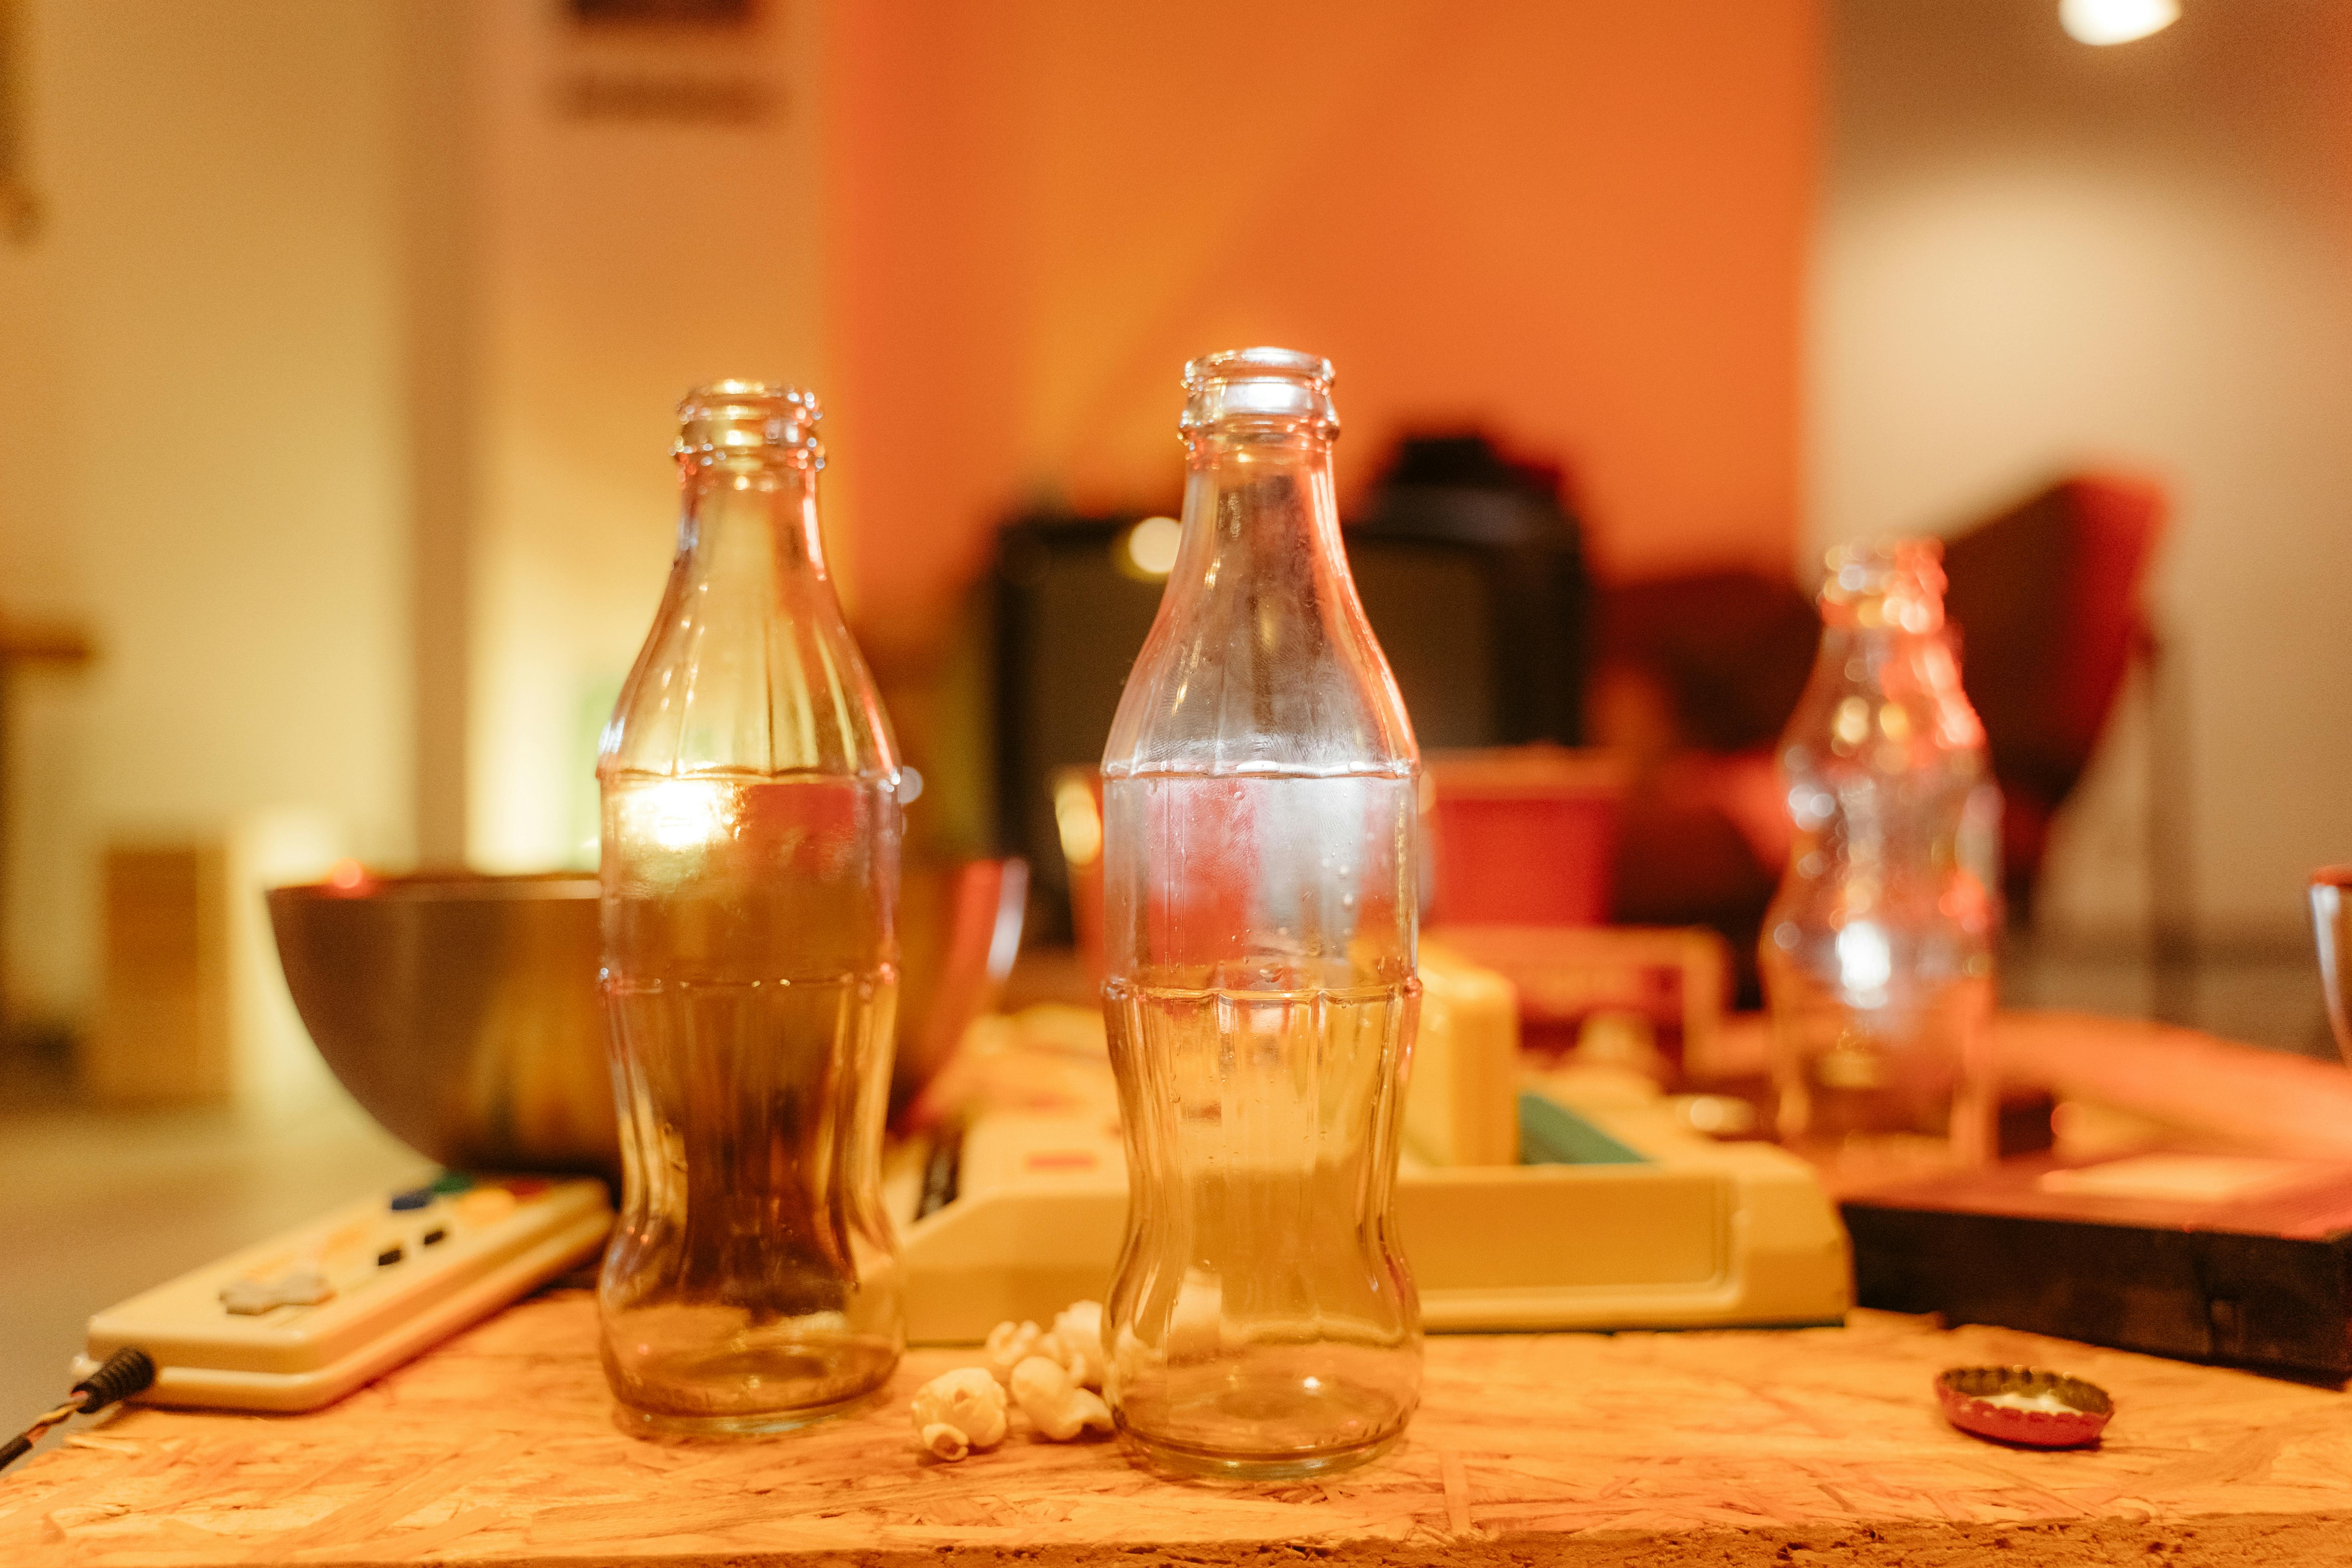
[1942, 474, 2166, 920]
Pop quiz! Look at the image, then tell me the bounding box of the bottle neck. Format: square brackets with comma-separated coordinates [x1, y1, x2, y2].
[679, 456, 829, 577]
[1820, 589, 1943, 636]
[1817, 620, 1946, 661]
[1810, 543, 1956, 701]
[1817, 542, 1945, 634]
[1174, 427, 1344, 594]
[1812, 619, 1966, 698]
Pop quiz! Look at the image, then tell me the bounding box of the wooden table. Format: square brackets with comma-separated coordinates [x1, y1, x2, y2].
[12, 1291, 2352, 1565]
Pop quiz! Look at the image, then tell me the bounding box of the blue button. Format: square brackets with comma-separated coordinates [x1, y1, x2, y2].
[388, 1187, 434, 1211]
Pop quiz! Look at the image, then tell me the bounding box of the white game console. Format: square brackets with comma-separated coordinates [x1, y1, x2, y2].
[77, 1174, 611, 1412]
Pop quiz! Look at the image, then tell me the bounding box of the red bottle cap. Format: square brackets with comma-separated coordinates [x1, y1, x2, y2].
[1936, 1365, 2113, 1448]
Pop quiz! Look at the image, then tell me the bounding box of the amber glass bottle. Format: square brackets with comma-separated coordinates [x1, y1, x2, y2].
[597, 382, 904, 1435]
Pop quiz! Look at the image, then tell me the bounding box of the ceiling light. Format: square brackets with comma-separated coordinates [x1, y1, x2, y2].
[2060, 0, 2179, 46]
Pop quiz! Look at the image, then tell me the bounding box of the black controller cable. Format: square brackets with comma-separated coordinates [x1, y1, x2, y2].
[0, 1349, 155, 1474]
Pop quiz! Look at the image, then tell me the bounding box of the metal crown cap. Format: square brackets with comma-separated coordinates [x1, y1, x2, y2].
[1180, 346, 1340, 440]
[675, 380, 824, 468]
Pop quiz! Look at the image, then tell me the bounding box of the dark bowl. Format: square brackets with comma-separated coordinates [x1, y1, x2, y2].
[269, 861, 1024, 1179]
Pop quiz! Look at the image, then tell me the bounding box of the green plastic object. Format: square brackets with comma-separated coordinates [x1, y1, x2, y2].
[1518, 1092, 1649, 1166]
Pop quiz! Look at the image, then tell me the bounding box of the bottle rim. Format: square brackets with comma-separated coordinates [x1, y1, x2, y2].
[675, 380, 824, 468]
[1184, 346, 1334, 387]
[1179, 346, 1340, 440]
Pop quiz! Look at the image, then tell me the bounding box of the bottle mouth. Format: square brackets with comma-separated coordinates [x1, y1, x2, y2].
[675, 380, 824, 468]
[1179, 346, 1340, 440]
[1819, 537, 1946, 631]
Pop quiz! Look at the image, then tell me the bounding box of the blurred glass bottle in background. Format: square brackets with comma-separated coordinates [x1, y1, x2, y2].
[597, 383, 904, 1434]
[1763, 538, 2000, 1180]
[1099, 348, 1422, 1479]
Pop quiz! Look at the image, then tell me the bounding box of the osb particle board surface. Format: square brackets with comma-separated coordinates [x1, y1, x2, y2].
[8, 1292, 2352, 1566]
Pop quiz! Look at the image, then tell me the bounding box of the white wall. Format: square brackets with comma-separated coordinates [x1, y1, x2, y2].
[0, 0, 413, 1024]
[1814, 0, 2352, 942]
[0, 0, 840, 1047]
[466, 0, 831, 873]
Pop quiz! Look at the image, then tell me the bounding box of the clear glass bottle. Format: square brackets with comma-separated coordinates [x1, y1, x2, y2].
[596, 381, 904, 1435]
[1099, 347, 1422, 1479]
[1762, 538, 2000, 1181]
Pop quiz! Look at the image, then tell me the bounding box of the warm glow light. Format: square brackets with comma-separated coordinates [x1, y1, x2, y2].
[1123, 516, 1183, 579]
[1832, 696, 1872, 751]
[2059, 0, 2179, 46]
[1836, 921, 1893, 1001]
[629, 779, 734, 851]
[1053, 775, 1103, 867]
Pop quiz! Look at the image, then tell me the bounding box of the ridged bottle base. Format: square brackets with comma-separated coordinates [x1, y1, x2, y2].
[612, 1380, 886, 1439]
[1119, 1423, 1403, 1481]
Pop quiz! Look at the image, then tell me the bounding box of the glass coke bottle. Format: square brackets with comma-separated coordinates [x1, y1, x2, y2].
[597, 381, 904, 1434]
[1763, 538, 2000, 1181]
[1099, 347, 1422, 1478]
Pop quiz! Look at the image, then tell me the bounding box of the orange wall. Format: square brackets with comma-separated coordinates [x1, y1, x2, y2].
[825, 1, 1819, 632]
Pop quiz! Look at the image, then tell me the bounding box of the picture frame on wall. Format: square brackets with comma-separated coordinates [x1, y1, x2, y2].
[567, 0, 756, 28]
